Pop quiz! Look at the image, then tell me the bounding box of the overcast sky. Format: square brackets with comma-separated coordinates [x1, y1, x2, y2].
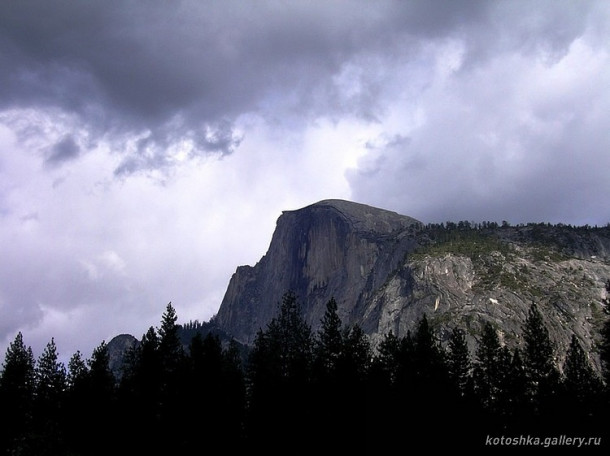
[1, 0, 609, 364]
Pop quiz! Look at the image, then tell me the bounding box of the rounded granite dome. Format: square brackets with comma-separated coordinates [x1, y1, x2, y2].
[290, 199, 421, 233]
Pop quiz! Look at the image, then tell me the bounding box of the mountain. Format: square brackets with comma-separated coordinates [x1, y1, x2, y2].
[106, 333, 138, 378]
[214, 199, 610, 368]
[213, 199, 420, 343]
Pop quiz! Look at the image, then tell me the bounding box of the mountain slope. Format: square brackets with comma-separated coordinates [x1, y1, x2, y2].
[213, 199, 610, 367]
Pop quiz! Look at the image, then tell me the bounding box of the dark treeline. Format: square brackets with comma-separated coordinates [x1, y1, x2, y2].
[415, 219, 610, 248]
[420, 220, 610, 231]
[2, 293, 610, 454]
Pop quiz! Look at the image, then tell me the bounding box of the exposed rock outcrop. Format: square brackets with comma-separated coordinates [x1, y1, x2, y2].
[214, 199, 420, 344]
[107, 333, 138, 378]
[214, 199, 610, 368]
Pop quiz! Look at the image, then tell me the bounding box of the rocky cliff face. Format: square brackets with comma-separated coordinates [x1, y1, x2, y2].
[214, 199, 420, 344]
[214, 199, 610, 367]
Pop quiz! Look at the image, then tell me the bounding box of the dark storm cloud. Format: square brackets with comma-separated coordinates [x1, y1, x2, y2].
[1, 0, 599, 116]
[1, 0, 255, 170]
[0, 0, 503, 175]
[0, 3, 356, 147]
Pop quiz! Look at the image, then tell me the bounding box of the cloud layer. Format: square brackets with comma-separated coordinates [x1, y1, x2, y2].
[1, 1, 609, 362]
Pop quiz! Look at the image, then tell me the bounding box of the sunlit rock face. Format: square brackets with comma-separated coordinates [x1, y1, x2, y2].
[214, 199, 610, 368]
[363, 251, 610, 369]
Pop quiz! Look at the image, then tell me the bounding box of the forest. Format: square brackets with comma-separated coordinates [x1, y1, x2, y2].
[1, 291, 609, 454]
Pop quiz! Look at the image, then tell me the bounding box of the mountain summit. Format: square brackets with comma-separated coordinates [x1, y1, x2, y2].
[300, 199, 420, 232]
[214, 199, 421, 344]
[213, 199, 610, 366]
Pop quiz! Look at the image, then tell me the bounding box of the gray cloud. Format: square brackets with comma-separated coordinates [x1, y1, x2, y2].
[113, 119, 243, 177]
[1, 0, 555, 175]
[45, 135, 80, 167]
[1, 0, 609, 362]
[348, 20, 610, 227]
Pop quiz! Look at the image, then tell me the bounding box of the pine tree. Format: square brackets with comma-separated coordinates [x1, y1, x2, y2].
[503, 348, 529, 429]
[395, 330, 416, 388]
[158, 302, 184, 376]
[246, 327, 274, 400]
[85, 341, 116, 455]
[64, 350, 90, 454]
[32, 338, 67, 455]
[119, 326, 161, 407]
[0, 332, 35, 453]
[182, 332, 224, 450]
[314, 297, 343, 380]
[522, 303, 560, 419]
[473, 322, 505, 412]
[116, 326, 161, 453]
[66, 351, 88, 390]
[245, 291, 314, 449]
[495, 345, 516, 418]
[412, 314, 446, 388]
[372, 330, 400, 385]
[261, 291, 313, 383]
[88, 341, 114, 391]
[279, 291, 313, 378]
[155, 303, 187, 451]
[446, 328, 479, 445]
[564, 335, 600, 398]
[447, 327, 471, 397]
[368, 330, 402, 447]
[562, 334, 603, 428]
[403, 316, 447, 444]
[334, 324, 370, 452]
[338, 325, 370, 384]
[35, 338, 67, 408]
[131, 326, 161, 388]
[311, 297, 345, 449]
